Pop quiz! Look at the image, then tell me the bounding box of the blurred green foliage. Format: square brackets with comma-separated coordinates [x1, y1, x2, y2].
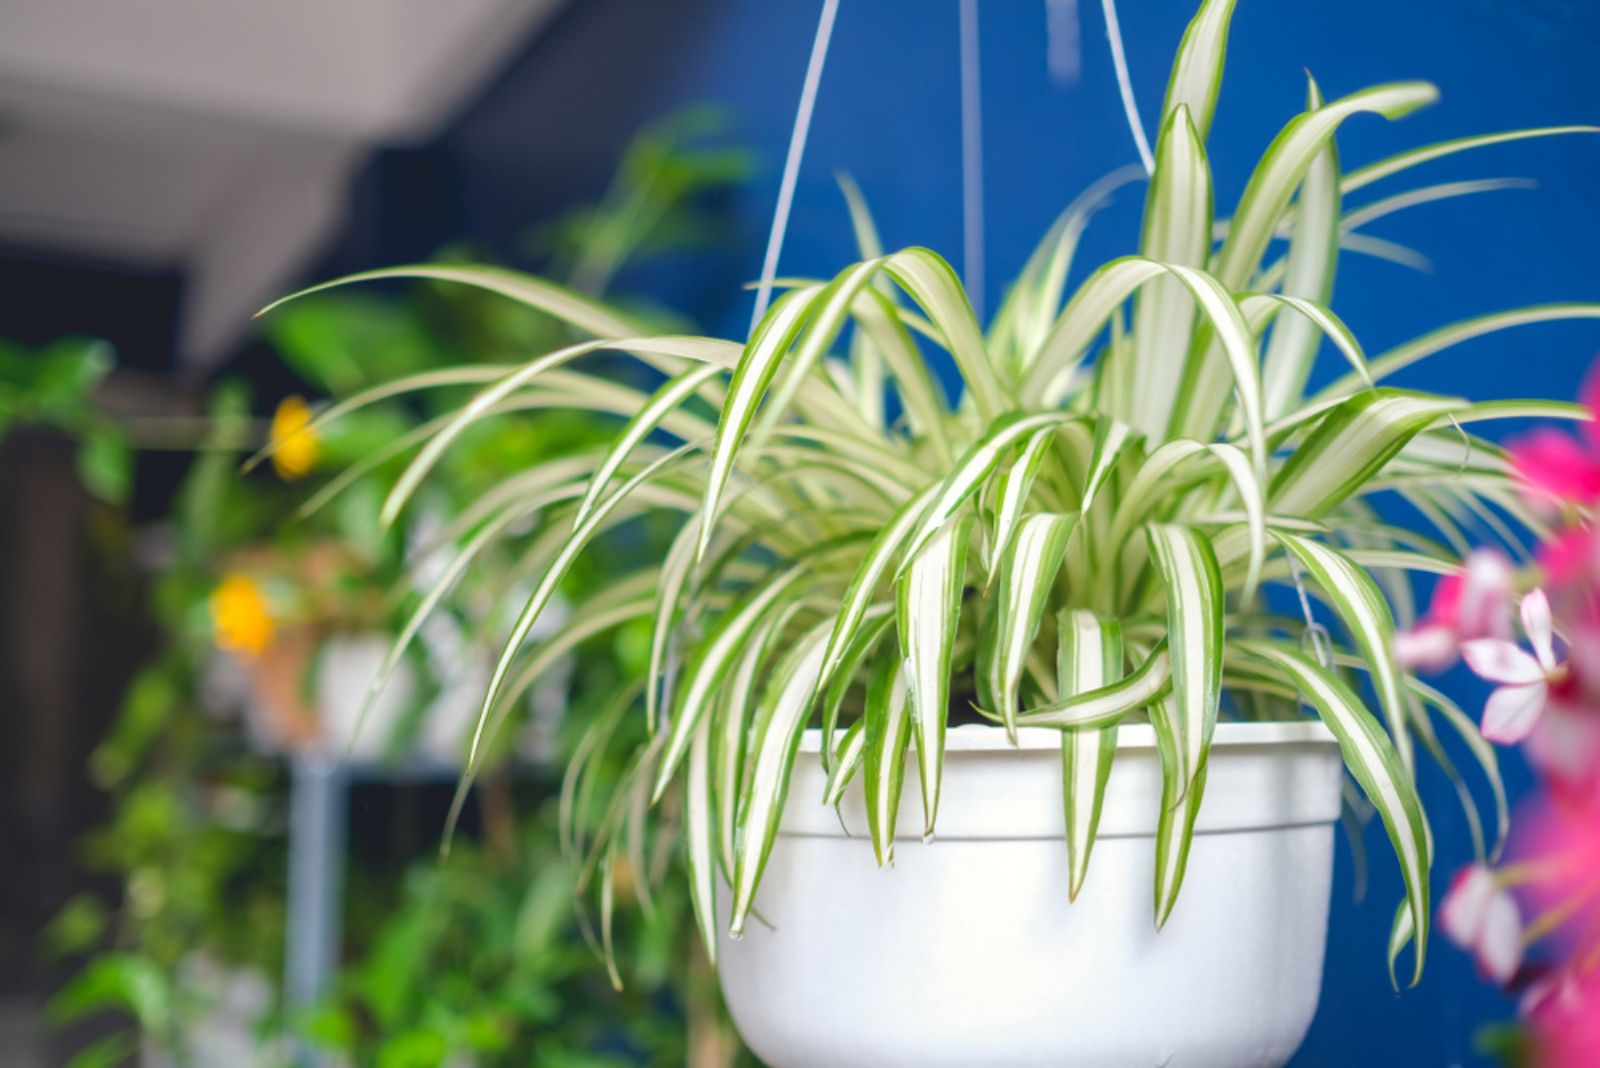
[44, 107, 752, 1067]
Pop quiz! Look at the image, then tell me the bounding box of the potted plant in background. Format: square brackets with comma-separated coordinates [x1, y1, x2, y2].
[253, 1, 1600, 1064]
[43, 109, 756, 1068]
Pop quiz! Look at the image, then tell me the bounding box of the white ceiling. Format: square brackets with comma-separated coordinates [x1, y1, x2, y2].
[0, 0, 564, 366]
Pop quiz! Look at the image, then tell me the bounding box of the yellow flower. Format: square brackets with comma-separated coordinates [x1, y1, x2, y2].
[210, 573, 274, 657]
[269, 395, 319, 481]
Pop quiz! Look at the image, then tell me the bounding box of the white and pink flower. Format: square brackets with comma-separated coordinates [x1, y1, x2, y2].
[1394, 549, 1516, 673]
[1462, 589, 1567, 745]
[1439, 863, 1524, 986]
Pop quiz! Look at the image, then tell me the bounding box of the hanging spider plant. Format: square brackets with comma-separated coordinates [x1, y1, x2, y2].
[257, 0, 1598, 987]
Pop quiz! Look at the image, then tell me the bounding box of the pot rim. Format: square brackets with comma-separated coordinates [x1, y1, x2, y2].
[797, 718, 1336, 754]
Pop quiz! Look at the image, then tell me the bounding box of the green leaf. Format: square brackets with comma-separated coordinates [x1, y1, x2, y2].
[1058, 611, 1124, 900]
[988, 424, 1059, 578]
[901, 412, 1073, 570]
[576, 363, 721, 526]
[686, 713, 718, 964]
[822, 718, 868, 808]
[1145, 524, 1223, 795]
[1276, 532, 1413, 774]
[862, 655, 914, 865]
[1130, 104, 1213, 439]
[1237, 641, 1430, 986]
[1151, 694, 1210, 927]
[1159, 0, 1236, 143]
[1011, 644, 1171, 729]
[1261, 77, 1341, 419]
[1270, 389, 1461, 519]
[730, 619, 835, 934]
[980, 513, 1076, 739]
[653, 564, 808, 802]
[1341, 125, 1600, 195]
[897, 516, 973, 838]
[1216, 81, 1440, 289]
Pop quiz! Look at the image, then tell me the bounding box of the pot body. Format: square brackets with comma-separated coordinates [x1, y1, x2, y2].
[716, 721, 1343, 1068]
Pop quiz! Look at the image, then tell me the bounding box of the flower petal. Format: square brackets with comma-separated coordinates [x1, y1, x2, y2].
[1477, 888, 1524, 985]
[1511, 428, 1600, 503]
[1521, 588, 1557, 672]
[1458, 550, 1515, 641]
[1393, 623, 1459, 673]
[1480, 682, 1548, 745]
[1462, 639, 1546, 686]
[1440, 864, 1496, 947]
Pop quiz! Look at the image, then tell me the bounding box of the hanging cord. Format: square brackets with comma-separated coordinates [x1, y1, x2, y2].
[959, 0, 985, 315]
[1099, 0, 1154, 175]
[1289, 555, 1335, 671]
[749, 0, 842, 335]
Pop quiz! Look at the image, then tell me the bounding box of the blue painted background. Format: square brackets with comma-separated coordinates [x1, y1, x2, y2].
[352, 1, 1600, 1062]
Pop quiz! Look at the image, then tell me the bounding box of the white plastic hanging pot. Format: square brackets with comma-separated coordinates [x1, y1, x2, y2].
[716, 720, 1342, 1068]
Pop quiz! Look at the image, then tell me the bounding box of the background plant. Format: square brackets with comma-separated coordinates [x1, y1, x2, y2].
[46, 108, 752, 1067]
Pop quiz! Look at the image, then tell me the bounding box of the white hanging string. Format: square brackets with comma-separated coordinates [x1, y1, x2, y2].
[959, 0, 985, 316]
[1289, 556, 1335, 671]
[749, 0, 842, 336]
[1045, 0, 1082, 85]
[1099, 0, 1154, 175]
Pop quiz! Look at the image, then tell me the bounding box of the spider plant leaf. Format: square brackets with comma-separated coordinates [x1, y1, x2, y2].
[1261, 77, 1341, 419]
[817, 482, 943, 695]
[822, 718, 868, 809]
[1144, 524, 1223, 794]
[881, 248, 1009, 421]
[1151, 694, 1209, 928]
[1028, 258, 1265, 486]
[1130, 104, 1212, 439]
[714, 602, 802, 875]
[1317, 303, 1600, 398]
[382, 336, 729, 527]
[1004, 166, 1145, 375]
[981, 513, 1077, 740]
[1237, 640, 1430, 986]
[686, 712, 718, 964]
[730, 620, 835, 935]
[1058, 610, 1124, 900]
[897, 515, 974, 838]
[695, 285, 825, 563]
[987, 424, 1059, 580]
[647, 515, 703, 736]
[1160, 0, 1235, 143]
[1248, 294, 1370, 394]
[1216, 81, 1439, 290]
[901, 412, 1073, 570]
[1010, 644, 1171, 729]
[1276, 532, 1414, 774]
[849, 288, 951, 458]
[576, 364, 722, 526]
[1270, 389, 1461, 519]
[819, 606, 896, 761]
[653, 563, 808, 803]
[470, 443, 697, 776]
[863, 655, 913, 865]
[1201, 441, 1266, 603]
[1342, 125, 1600, 194]
[258, 263, 645, 337]
[1081, 417, 1137, 514]
[1410, 678, 1508, 861]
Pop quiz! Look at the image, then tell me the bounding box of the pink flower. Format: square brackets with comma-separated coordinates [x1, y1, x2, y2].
[1526, 704, 1600, 802]
[1510, 363, 1600, 507]
[1394, 549, 1516, 673]
[1525, 972, 1600, 1068]
[1440, 863, 1524, 985]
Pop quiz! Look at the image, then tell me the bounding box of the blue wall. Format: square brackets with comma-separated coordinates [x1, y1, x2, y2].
[424, 1, 1600, 1062]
